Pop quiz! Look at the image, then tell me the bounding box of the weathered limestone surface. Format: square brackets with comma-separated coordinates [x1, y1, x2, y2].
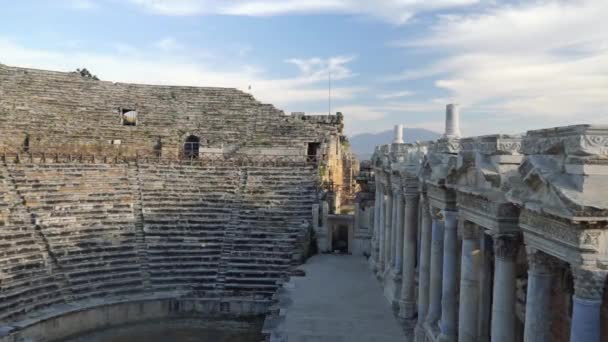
[0, 64, 339, 156]
[366, 104, 608, 342]
[0, 159, 317, 331]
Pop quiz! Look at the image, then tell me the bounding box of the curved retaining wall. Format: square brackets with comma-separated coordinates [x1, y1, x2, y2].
[0, 295, 268, 342]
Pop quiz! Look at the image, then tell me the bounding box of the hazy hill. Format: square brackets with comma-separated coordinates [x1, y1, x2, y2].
[349, 128, 441, 160]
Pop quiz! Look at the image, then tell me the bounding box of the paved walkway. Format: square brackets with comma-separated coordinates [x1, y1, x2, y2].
[274, 254, 406, 342]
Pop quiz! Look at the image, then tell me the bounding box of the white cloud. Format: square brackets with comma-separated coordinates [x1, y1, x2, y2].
[377, 90, 414, 99]
[154, 37, 183, 52]
[391, 0, 608, 129]
[129, 0, 479, 24]
[0, 36, 362, 112]
[285, 55, 355, 81]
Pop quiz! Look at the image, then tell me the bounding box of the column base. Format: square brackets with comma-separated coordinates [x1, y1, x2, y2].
[437, 333, 456, 342]
[383, 269, 402, 307]
[397, 299, 416, 319]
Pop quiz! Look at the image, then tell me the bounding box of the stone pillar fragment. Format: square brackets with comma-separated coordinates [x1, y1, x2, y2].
[394, 124, 404, 144]
[490, 235, 518, 342]
[438, 210, 458, 342]
[425, 212, 444, 328]
[444, 104, 461, 138]
[414, 195, 432, 341]
[569, 266, 606, 342]
[458, 222, 480, 342]
[398, 192, 419, 319]
[523, 248, 556, 342]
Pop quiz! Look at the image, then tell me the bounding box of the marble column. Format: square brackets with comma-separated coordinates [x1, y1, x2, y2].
[390, 190, 399, 270]
[438, 210, 458, 342]
[377, 186, 386, 275]
[414, 195, 432, 340]
[523, 248, 556, 342]
[394, 191, 405, 272]
[425, 211, 444, 329]
[477, 233, 493, 342]
[458, 222, 480, 342]
[490, 235, 518, 342]
[398, 191, 419, 319]
[383, 189, 393, 275]
[569, 265, 606, 342]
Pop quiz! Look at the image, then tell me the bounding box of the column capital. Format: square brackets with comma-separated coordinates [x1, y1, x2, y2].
[493, 235, 519, 260]
[461, 220, 478, 240]
[571, 265, 607, 301]
[431, 207, 443, 220]
[526, 248, 558, 275]
[404, 191, 419, 201]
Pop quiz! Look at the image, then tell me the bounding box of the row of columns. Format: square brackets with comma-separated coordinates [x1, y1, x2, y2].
[372, 188, 606, 342]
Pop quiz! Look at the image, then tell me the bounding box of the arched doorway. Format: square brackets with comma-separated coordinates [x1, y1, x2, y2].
[184, 135, 200, 159]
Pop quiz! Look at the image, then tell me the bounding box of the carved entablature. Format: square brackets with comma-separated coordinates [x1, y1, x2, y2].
[457, 190, 519, 234]
[432, 137, 460, 154]
[523, 125, 608, 158]
[520, 209, 606, 264]
[427, 183, 457, 211]
[459, 134, 522, 156]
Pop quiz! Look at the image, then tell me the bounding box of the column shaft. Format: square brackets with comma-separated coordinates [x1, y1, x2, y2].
[523, 250, 555, 342]
[426, 216, 444, 327]
[490, 236, 518, 342]
[415, 197, 432, 339]
[390, 192, 398, 269]
[458, 223, 480, 342]
[477, 233, 492, 342]
[569, 266, 605, 342]
[395, 192, 405, 272]
[398, 193, 419, 319]
[438, 210, 458, 342]
[383, 191, 393, 273]
[377, 187, 386, 274]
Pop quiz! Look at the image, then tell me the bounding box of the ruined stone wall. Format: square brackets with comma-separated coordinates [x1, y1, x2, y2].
[0, 64, 337, 157]
[0, 159, 317, 324]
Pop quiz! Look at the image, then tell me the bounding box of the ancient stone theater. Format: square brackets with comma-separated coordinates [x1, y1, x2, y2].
[0, 63, 358, 341]
[1, 62, 607, 342]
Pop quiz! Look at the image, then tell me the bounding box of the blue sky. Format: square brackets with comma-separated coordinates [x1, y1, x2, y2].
[1, 0, 607, 136]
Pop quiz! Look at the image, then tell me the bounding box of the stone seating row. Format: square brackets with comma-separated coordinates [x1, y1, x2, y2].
[0, 162, 318, 322]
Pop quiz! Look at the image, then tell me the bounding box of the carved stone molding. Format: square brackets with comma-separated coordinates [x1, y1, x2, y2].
[493, 235, 519, 260]
[523, 125, 608, 157]
[571, 265, 607, 300]
[526, 248, 559, 275]
[520, 210, 601, 251]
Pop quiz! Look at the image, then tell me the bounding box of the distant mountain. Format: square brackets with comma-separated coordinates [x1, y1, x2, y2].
[349, 128, 441, 160]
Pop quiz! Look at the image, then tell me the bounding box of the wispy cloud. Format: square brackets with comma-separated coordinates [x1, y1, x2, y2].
[128, 0, 479, 24]
[377, 90, 414, 99]
[388, 0, 608, 128]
